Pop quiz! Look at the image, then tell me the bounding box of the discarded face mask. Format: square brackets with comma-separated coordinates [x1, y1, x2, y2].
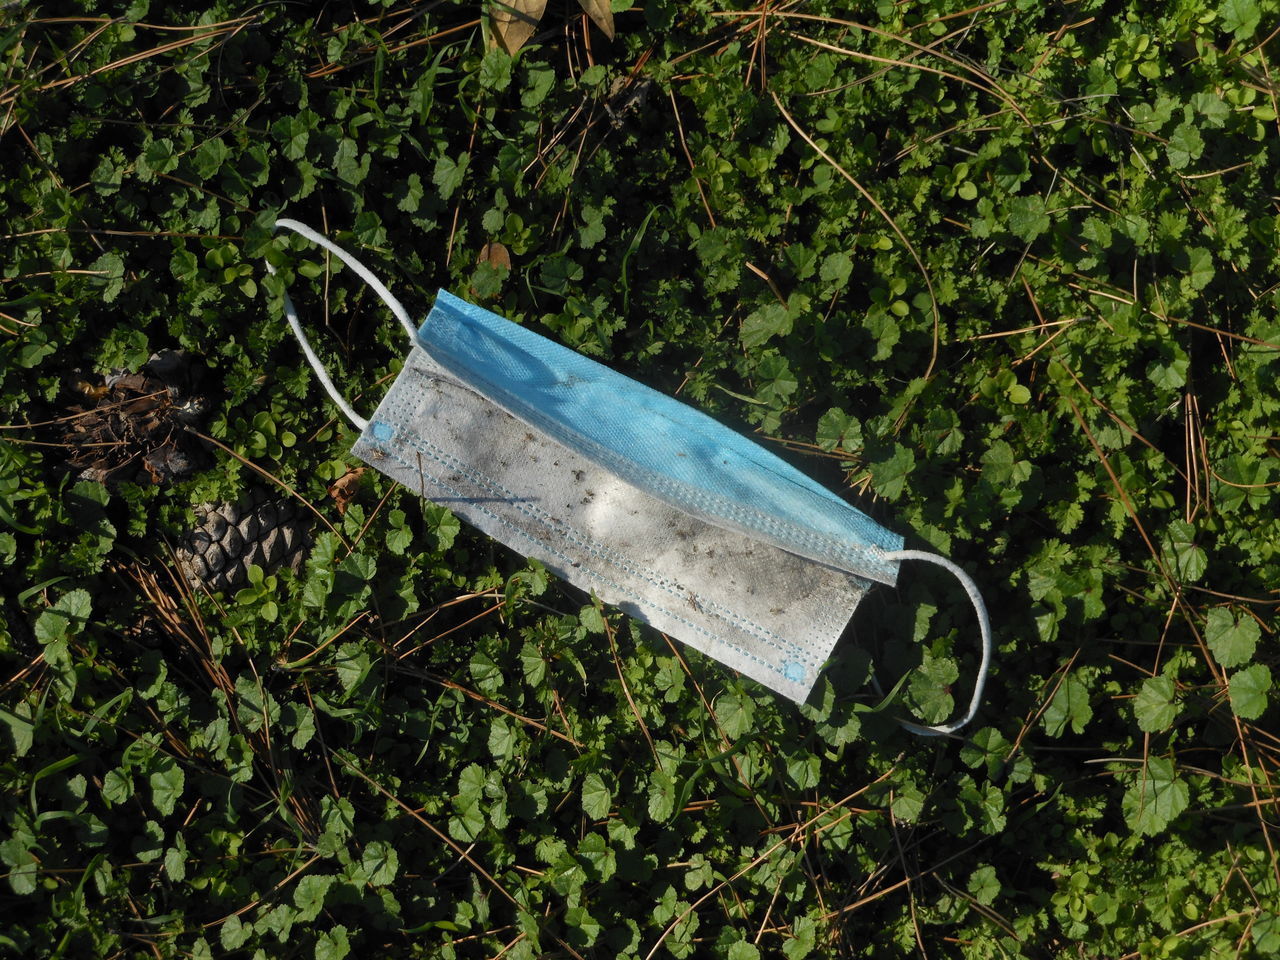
[269, 219, 993, 736]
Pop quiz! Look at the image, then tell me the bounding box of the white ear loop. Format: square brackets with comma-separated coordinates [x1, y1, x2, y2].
[880, 549, 993, 737]
[267, 219, 422, 431]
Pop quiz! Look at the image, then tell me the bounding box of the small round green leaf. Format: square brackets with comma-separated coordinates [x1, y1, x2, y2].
[581, 772, 612, 820]
[1229, 664, 1272, 720]
[1204, 608, 1260, 668]
[1134, 676, 1179, 733]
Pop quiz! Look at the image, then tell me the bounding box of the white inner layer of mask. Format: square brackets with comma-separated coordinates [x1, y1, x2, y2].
[352, 345, 872, 703]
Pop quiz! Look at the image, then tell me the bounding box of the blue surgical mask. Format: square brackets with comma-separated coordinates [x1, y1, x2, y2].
[269, 219, 993, 736]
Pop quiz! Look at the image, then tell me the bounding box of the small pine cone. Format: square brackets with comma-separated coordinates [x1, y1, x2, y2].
[176, 488, 312, 593]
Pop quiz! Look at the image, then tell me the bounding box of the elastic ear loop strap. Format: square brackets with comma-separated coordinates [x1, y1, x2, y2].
[881, 549, 993, 737]
[267, 218, 421, 431]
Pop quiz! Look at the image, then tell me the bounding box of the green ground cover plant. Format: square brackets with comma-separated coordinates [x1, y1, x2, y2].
[2, 0, 1278, 956]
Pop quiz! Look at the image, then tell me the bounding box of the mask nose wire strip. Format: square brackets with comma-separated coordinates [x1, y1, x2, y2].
[881, 549, 993, 737]
[268, 218, 422, 431]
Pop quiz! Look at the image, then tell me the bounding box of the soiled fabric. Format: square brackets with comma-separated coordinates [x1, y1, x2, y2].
[270, 219, 993, 735]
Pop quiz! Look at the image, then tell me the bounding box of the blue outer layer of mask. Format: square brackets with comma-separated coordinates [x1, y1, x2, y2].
[422, 290, 904, 585]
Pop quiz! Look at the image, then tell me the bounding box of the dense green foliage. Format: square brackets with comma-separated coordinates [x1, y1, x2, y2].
[2, 0, 1279, 956]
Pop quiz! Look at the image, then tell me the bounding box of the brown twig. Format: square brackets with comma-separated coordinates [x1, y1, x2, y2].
[770, 90, 941, 381]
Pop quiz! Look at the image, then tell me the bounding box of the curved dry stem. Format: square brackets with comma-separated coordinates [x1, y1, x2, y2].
[643, 770, 896, 960]
[785, 29, 1013, 116]
[730, 9, 1031, 124]
[0, 18, 254, 115]
[762, 12, 1132, 225]
[770, 90, 941, 380]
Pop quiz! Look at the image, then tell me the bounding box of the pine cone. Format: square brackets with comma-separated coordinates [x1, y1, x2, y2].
[176, 488, 311, 593]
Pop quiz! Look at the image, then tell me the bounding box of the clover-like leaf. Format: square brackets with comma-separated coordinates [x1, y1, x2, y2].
[1133, 676, 1179, 733]
[1123, 757, 1190, 836]
[715, 691, 755, 740]
[1184, 246, 1215, 291]
[565, 904, 603, 947]
[1044, 673, 1094, 737]
[1163, 521, 1207, 582]
[578, 603, 606, 634]
[740, 302, 792, 349]
[315, 924, 351, 960]
[433, 152, 470, 200]
[754, 354, 798, 408]
[1166, 121, 1205, 170]
[870, 442, 916, 501]
[293, 875, 334, 922]
[35, 589, 92, 645]
[577, 831, 616, 883]
[1219, 0, 1261, 40]
[1, 837, 38, 895]
[782, 916, 817, 960]
[1007, 195, 1050, 242]
[647, 770, 676, 822]
[891, 783, 925, 823]
[581, 772, 612, 820]
[1204, 608, 1260, 668]
[219, 915, 251, 952]
[362, 840, 399, 886]
[148, 755, 185, 817]
[907, 651, 958, 725]
[1229, 664, 1272, 721]
[968, 865, 1001, 906]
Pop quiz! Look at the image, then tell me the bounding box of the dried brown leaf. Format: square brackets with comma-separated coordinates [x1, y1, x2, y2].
[478, 241, 512, 271]
[74, 379, 111, 401]
[491, 0, 548, 55]
[577, 0, 615, 39]
[328, 466, 366, 515]
[53, 362, 206, 485]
